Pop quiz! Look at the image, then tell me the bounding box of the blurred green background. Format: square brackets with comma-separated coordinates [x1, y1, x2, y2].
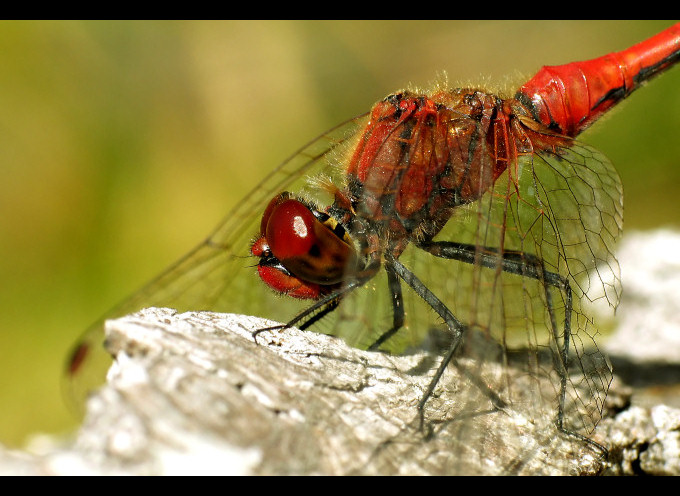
[1, 20, 679, 448]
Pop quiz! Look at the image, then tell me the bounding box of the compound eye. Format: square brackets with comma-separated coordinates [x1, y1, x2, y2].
[261, 196, 356, 285]
[265, 198, 318, 262]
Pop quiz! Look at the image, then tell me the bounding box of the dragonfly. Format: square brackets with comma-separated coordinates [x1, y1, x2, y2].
[66, 24, 680, 458]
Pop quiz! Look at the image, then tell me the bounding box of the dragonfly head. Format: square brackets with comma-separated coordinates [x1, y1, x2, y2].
[251, 193, 358, 299]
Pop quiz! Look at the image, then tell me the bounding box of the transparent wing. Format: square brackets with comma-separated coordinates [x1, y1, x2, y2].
[66, 94, 622, 471]
[390, 136, 622, 468]
[65, 113, 368, 407]
[289, 131, 623, 470]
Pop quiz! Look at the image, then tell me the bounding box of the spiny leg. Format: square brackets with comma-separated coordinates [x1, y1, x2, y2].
[252, 254, 384, 341]
[417, 240, 606, 455]
[385, 254, 468, 430]
[251, 280, 361, 342]
[368, 264, 405, 351]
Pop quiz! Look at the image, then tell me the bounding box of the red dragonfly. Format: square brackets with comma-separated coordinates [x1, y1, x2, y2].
[67, 24, 680, 455]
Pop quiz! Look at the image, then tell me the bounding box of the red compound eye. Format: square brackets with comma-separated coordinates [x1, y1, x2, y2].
[264, 198, 318, 262]
[252, 193, 357, 298]
[251, 234, 323, 299]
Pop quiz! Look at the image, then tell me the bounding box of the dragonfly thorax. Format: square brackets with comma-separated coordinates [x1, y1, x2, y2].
[345, 89, 514, 242]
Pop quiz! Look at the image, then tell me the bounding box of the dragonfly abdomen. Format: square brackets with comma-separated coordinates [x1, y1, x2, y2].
[517, 24, 680, 138]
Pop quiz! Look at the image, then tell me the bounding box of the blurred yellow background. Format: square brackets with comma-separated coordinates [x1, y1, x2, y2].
[1, 20, 679, 448]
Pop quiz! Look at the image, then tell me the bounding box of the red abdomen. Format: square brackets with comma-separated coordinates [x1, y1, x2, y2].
[517, 23, 680, 137]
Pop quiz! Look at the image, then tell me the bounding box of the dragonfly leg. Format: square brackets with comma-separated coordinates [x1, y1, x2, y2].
[252, 250, 385, 342]
[368, 264, 405, 351]
[417, 240, 607, 455]
[385, 254, 468, 430]
[298, 299, 340, 331]
[251, 282, 358, 343]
